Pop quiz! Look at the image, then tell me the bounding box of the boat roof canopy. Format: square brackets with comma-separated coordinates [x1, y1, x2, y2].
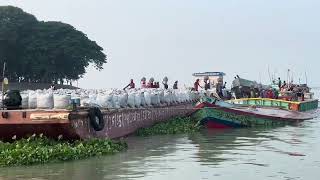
[192, 72, 226, 77]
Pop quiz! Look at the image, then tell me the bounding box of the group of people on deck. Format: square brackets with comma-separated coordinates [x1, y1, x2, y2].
[193, 78, 228, 99]
[248, 77, 306, 101]
[123, 77, 179, 90]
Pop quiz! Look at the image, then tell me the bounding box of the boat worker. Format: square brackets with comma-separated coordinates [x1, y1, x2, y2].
[278, 77, 282, 89]
[274, 89, 279, 99]
[141, 77, 147, 88]
[173, 81, 178, 89]
[162, 81, 168, 89]
[123, 79, 135, 90]
[260, 89, 265, 98]
[162, 77, 169, 89]
[216, 83, 223, 97]
[193, 79, 202, 91]
[282, 81, 287, 88]
[250, 88, 255, 98]
[204, 79, 210, 90]
[266, 88, 274, 99]
[147, 78, 154, 88]
[152, 82, 159, 88]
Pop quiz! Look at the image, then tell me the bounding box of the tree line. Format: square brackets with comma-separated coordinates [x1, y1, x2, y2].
[0, 6, 107, 84]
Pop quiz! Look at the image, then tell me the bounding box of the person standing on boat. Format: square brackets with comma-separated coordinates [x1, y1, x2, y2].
[266, 88, 274, 99]
[154, 82, 159, 88]
[259, 89, 265, 98]
[162, 77, 169, 89]
[173, 81, 178, 89]
[147, 78, 154, 88]
[193, 79, 202, 91]
[250, 88, 255, 98]
[216, 83, 224, 98]
[204, 79, 210, 90]
[141, 77, 147, 88]
[162, 81, 168, 89]
[274, 89, 279, 99]
[278, 77, 282, 89]
[123, 79, 135, 90]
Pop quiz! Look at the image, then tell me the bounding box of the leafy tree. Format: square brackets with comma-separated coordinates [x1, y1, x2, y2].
[0, 6, 107, 84]
[0, 6, 37, 81]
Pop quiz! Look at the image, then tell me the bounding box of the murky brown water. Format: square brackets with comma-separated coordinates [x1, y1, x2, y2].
[0, 93, 319, 180]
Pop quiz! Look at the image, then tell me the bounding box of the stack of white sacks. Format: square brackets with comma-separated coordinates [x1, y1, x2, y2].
[12, 88, 201, 109]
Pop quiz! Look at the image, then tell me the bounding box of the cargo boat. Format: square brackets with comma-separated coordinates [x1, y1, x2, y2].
[230, 77, 318, 112]
[193, 97, 314, 128]
[228, 98, 318, 112]
[0, 103, 194, 141]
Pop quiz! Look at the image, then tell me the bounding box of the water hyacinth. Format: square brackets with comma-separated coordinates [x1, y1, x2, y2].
[0, 135, 127, 167]
[135, 117, 201, 136]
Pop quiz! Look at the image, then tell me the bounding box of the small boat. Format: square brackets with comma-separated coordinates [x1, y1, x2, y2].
[193, 97, 314, 128]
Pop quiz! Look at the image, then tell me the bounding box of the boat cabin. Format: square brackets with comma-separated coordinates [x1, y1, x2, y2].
[192, 72, 226, 89]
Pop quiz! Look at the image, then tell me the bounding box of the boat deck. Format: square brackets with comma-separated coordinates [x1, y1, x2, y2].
[231, 107, 314, 120]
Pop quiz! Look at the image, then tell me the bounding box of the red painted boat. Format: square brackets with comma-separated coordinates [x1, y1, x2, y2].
[0, 103, 195, 141]
[193, 97, 315, 128]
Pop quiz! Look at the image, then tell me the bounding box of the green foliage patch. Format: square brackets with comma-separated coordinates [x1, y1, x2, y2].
[0, 135, 127, 167]
[135, 117, 201, 136]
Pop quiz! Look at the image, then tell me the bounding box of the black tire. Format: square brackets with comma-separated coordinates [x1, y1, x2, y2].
[88, 107, 105, 131]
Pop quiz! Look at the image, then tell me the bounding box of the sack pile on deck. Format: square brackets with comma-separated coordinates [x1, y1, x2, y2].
[14, 88, 202, 109]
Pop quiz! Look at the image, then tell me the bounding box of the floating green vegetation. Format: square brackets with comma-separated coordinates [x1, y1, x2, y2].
[136, 117, 201, 136]
[0, 135, 127, 167]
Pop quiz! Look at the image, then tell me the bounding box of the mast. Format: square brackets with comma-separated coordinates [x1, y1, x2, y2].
[305, 71, 308, 85]
[268, 66, 272, 84]
[287, 69, 290, 88]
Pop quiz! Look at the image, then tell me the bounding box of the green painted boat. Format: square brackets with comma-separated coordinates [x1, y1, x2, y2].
[227, 98, 318, 112]
[193, 97, 315, 129]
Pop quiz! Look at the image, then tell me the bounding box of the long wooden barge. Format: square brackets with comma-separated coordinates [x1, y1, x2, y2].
[0, 103, 195, 140]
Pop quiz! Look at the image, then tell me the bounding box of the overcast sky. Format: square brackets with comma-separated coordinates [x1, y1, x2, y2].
[1, 0, 319, 89]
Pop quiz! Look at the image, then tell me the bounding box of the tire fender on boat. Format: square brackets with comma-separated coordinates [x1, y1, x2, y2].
[88, 107, 105, 131]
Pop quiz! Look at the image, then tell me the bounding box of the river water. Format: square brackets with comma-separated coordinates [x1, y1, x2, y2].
[0, 98, 319, 180]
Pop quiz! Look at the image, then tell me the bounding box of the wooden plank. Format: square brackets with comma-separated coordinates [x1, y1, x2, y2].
[30, 113, 70, 121]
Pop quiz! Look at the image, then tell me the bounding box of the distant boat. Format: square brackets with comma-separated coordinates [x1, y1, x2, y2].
[193, 97, 314, 129]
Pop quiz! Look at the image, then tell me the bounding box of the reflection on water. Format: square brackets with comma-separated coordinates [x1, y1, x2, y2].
[0, 112, 319, 179]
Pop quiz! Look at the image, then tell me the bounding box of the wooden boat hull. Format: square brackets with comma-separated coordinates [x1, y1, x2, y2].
[0, 103, 195, 141]
[228, 98, 318, 112]
[193, 102, 314, 129]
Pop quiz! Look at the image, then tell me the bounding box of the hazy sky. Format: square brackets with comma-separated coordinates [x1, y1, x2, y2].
[1, 0, 319, 89]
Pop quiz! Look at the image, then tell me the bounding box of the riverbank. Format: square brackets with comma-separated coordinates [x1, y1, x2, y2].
[0, 135, 127, 167]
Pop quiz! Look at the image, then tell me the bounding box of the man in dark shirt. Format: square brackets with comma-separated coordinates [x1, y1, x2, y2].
[204, 79, 210, 90]
[278, 77, 282, 89]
